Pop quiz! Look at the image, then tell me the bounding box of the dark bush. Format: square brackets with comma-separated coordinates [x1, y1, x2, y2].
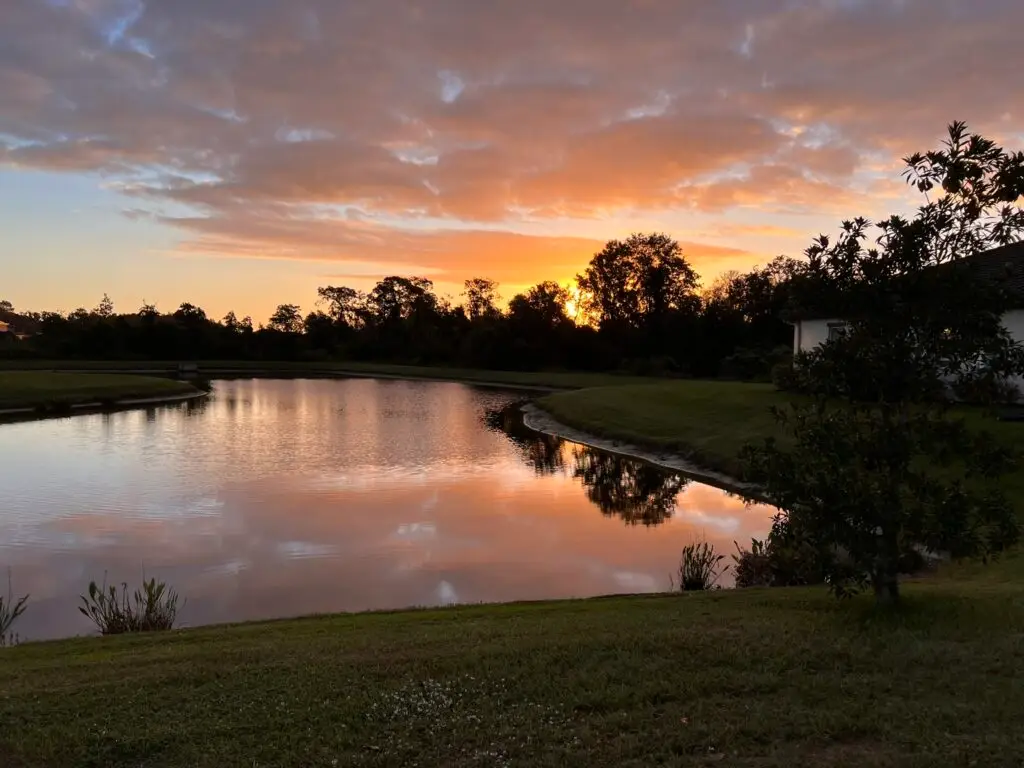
[672, 540, 727, 591]
[771, 361, 800, 391]
[79, 576, 183, 635]
[0, 571, 28, 648]
[951, 374, 1021, 406]
[732, 514, 828, 588]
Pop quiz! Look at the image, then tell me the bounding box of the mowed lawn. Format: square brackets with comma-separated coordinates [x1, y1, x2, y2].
[538, 380, 1024, 505]
[1, 573, 1024, 768]
[3, 376, 1024, 766]
[0, 359, 659, 391]
[539, 381, 784, 475]
[0, 372, 200, 409]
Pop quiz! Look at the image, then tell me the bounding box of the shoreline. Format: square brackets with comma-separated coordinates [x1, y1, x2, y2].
[521, 402, 759, 498]
[0, 360, 659, 391]
[0, 388, 208, 422]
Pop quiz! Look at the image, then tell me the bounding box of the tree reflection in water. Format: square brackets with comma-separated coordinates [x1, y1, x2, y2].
[483, 405, 566, 476]
[570, 447, 688, 526]
[484, 405, 689, 526]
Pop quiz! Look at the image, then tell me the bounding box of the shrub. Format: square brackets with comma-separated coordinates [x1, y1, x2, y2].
[742, 402, 1019, 601]
[79, 576, 183, 635]
[951, 374, 1021, 406]
[0, 570, 28, 648]
[731, 538, 774, 588]
[732, 532, 823, 589]
[732, 513, 832, 588]
[770, 361, 800, 392]
[672, 540, 726, 591]
[720, 346, 793, 383]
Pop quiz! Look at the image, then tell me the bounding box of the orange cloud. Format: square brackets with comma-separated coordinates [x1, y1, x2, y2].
[2, 0, 1023, 299]
[168, 212, 757, 287]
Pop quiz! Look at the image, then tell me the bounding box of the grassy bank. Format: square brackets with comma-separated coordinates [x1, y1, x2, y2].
[1, 571, 1022, 767]
[0, 372, 200, 410]
[0, 360, 658, 390]
[538, 381, 1024, 499]
[539, 381, 783, 477]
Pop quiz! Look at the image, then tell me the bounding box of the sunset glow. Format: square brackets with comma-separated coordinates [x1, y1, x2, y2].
[2, 0, 1021, 321]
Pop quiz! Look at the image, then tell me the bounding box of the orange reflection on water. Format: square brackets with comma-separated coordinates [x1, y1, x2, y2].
[0, 379, 774, 640]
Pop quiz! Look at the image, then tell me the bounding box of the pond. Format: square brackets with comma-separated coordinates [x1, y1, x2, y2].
[0, 378, 774, 640]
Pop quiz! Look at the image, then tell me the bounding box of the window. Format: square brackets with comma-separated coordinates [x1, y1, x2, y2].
[827, 322, 848, 341]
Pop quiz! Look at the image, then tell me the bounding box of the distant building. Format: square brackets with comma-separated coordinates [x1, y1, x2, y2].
[791, 241, 1024, 356]
[789, 241, 1024, 391]
[0, 321, 9, 334]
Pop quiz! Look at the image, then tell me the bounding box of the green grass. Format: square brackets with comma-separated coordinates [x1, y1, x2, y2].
[0, 360, 659, 390]
[1, 571, 1022, 767]
[539, 381, 785, 476]
[4, 374, 1024, 765]
[539, 381, 1024, 496]
[0, 372, 200, 410]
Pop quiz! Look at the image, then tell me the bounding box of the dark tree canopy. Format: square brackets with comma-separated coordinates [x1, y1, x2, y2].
[7, 239, 789, 377]
[744, 122, 1024, 603]
[577, 232, 699, 331]
[317, 286, 366, 328]
[508, 282, 572, 331]
[463, 278, 501, 321]
[268, 304, 303, 334]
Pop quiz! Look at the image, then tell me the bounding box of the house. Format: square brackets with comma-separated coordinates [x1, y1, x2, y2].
[791, 241, 1024, 357]
[0, 318, 37, 341]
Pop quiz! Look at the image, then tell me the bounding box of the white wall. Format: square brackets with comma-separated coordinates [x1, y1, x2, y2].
[793, 318, 842, 355]
[1000, 310, 1024, 392]
[795, 311, 1024, 392]
[1002, 310, 1024, 344]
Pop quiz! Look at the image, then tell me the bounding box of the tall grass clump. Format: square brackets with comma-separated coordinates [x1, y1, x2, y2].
[671, 540, 727, 591]
[0, 569, 28, 647]
[79, 575, 183, 635]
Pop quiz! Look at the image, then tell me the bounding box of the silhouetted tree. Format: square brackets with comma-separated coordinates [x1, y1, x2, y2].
[303, 310, 338, 352]
[366, 277, 436, 325]
[576, 232, 699, 331]
[94, 294, 114, 318]
[508, 281, 572, 331]
[317, 285, 365, 328]
[173, 303, 207, 323]
[268, 304, 303, 334]
[744, 122, 1024, 603]
[463, 278, 501, 321]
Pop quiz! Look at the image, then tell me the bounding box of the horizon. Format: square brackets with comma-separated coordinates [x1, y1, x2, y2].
[3, 0, 1023, 322]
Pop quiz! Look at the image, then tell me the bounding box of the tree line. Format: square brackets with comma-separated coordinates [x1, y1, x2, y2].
[1, 240, 806, 379]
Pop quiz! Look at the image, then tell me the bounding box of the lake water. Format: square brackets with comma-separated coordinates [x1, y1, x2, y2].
[0, 378, 774, 640]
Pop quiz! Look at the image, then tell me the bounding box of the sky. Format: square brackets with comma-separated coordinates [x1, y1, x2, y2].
[2, 0, 1023, 323]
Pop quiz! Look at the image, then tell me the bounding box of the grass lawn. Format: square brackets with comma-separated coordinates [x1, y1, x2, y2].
[538, 380, 1024, 501]
[1, 568, 1023, 768]
[0, 372, 200, 410]
[4, 375, 1024, 766]
[539, 381, 784, 476]
[0, 360, 658, 390]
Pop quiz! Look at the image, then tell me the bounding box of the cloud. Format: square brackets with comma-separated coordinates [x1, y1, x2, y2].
[2, 0, 1023, 285]
[168, 214, 759, 286]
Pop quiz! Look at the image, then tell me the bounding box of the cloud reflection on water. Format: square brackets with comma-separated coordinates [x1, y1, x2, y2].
[0, 379, 774, 639]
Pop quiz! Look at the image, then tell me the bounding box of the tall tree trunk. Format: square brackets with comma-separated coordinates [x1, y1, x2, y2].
[872, 569, 900, 604]
[872, 525, 901, 605]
